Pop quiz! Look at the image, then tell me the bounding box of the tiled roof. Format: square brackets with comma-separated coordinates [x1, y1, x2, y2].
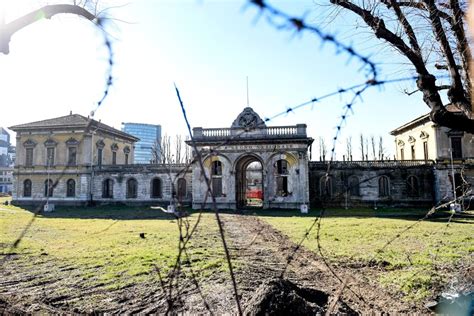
[9, 114, 139, 142]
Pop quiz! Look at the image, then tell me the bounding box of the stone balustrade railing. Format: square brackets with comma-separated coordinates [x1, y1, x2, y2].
[193, 124, 307, 140]
[310, 160, 435, 168]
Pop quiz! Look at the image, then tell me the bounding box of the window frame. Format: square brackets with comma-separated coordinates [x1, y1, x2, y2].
[66, 179, 76, 197]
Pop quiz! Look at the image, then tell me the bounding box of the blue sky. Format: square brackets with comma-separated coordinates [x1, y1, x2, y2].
[0, 0, 432, 159]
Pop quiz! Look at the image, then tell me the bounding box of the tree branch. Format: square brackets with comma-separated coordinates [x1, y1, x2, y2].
[450, 0, 472, 102]
[0, 4, 97, 54]
[395, 1, 453, 23]
[423, 1, 469, 108]
[330, 0, 429, 75]
[386, 0, 422, 56]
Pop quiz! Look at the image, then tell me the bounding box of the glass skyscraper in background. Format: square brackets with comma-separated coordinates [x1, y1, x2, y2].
[122, 123, 161, 164]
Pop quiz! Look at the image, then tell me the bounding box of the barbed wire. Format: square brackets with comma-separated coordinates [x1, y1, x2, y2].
[2, 1, 472, 313]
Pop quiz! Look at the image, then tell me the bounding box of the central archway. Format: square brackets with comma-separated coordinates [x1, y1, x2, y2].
[235, 155, 263, 209]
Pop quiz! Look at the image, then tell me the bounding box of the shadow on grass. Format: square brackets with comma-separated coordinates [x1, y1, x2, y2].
[20, 204, 182, 220]
[240, 208, 474, 224]
[12, 202, 474, 224]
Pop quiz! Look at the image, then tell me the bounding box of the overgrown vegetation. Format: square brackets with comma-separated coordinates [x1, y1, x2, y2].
[0, 201, 226, 291]
[1, 201, 472, 307]
[256, 208, 473, 301]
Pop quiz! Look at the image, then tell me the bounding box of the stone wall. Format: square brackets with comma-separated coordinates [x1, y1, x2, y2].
[308, 161, 436, 208]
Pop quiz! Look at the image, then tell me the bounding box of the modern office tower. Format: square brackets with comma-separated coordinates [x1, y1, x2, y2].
[122, 123, 161, 164]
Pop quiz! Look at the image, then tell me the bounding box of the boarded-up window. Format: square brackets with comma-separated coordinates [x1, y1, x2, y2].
[211, 161, 223, 197]
[406, 176, 419, 197]
[151, 178, 162, 198]
[126, 178, 138, 199]
[102, 179, 114, 198]
[44, 179, 54, 197]
[177, 178, 187, 200]
[276, 159, 289, 196]
[212, 177, 222, 197]
[348, 176, 360, 196]
[66, 179, 76, 197]
[378, 176, 390, 197]
[23, 179, 32, 197]
[320, 176, 333, 197]
[451, 137, 462, 159]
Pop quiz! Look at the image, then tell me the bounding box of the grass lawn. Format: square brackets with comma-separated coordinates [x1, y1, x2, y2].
[0, 199, 226, 290]
[255, 208, 474, 301]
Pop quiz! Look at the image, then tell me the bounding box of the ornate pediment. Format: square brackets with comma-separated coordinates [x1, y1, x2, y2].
[408, 136, 416, 144]
[44, 138, 57, 147]
[23, 139, 37, 148]
[66, 137, 79, 146]
[397, 139, 405, 147]
[419, 131, 429, 139]
[123, 146, 131, 154]
[231, 107, 266, 129]
[111, 143, 119, 151]
[96, 139, 105, 149]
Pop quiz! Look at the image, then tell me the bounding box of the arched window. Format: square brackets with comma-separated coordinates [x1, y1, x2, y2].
[406, 176, 419, 197]
[348, 176, 360, 196]
[66, 179, 76, 197]
[151, 178, 162, 198]
[23, 179, 32, 197]
[126, 178, 138, 199]
[276, 159, 289, 196]
[211, 161, 223, 197]
[177, 178, 187, 200]
[320, 176, 333, 197]
[44, 179, 54, 197]
[102, 179, 114, 198]
[378, 176, 390, 197]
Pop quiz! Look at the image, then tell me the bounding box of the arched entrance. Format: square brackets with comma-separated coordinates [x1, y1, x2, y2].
[235, 155, 263, 209]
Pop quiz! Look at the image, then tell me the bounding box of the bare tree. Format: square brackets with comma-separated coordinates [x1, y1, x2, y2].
[319, 137, 327, 161]
[370, 135, 376, 161]
[359, 134, 365, 161]
[378, 136, 386, 160]
[329, 0, 474, 134]
[345, 136, 353, 161]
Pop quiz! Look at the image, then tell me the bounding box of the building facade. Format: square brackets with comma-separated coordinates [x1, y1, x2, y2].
[122, 123, 161, 164]
[0, 127, 14, 194]
[189, 107, 313, 210]
[9, 113, 139, 205]
[391, 105, 474, 161]
[9, 108, 473, 210]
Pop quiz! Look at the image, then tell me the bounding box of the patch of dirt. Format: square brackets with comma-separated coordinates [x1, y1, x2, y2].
[0, 213, 434, 314]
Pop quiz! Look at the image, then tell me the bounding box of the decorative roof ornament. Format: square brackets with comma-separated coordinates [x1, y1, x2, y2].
[231, 107, 266, 129]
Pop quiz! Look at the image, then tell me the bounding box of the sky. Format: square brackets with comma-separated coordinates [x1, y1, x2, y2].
[0, 0, 432, 159]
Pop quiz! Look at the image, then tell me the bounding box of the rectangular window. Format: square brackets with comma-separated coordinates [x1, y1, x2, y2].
[112, 151, 117, 165]
[212, 177, 222, 197]
[276, 176, 288, 196]
[400, 148, 404, 160]
[410, 145, 415, 160]
[125, 153, 129, 165]
[423, 141, 428, 161]
[46, 147, 55, 166]
[451, 137, 463, 159]
[97, 148, 103, 166]
[25, 148, 33, 166]
[68, 147, 77, 165]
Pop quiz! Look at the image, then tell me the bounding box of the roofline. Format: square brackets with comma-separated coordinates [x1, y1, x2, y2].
[9, 114, 140, 143]
[390, 113, 431, 136]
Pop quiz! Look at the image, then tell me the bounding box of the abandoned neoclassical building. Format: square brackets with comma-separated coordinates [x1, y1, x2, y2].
[9, 107, 474, 209]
